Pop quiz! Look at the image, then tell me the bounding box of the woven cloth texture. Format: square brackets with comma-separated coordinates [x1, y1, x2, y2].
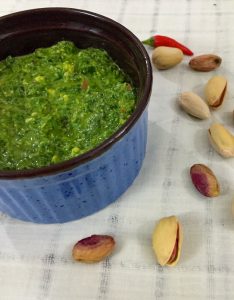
[0, 0, 234, 299]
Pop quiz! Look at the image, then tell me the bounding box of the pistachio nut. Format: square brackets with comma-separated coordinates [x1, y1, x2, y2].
[179, 91, 210, 119]
[208, 123, 234, 157]
[72, 235, 115, 263]
[205, 75, 227, 108]
[152, 46, 183, 70]
[190, 164, 220, 197]
[189, 54, 222, 72]
[152, 216, 183, 266]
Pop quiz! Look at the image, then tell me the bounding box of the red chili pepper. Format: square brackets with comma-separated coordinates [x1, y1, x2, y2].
[142, 35, 193, 56]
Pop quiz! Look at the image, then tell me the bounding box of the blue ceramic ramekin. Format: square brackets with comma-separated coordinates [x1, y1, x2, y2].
[0, 8, 152, 223]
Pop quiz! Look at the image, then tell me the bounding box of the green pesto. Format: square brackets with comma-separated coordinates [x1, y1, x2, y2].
[0, 41, 136, 170]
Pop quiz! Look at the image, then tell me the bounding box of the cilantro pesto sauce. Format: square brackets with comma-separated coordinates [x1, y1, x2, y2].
[0, 41, 136, 170]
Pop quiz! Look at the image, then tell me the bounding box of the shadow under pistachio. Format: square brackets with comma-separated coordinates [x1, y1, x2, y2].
[179, 211, 203, 264]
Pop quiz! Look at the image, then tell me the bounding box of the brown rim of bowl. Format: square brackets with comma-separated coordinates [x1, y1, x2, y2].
[0, 7, 152, 179]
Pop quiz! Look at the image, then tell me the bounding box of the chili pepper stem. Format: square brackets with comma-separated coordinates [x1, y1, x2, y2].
[141, 37, 154, 47]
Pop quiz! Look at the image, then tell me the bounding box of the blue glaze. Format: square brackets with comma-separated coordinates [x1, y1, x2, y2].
[0, 109, 148, 223]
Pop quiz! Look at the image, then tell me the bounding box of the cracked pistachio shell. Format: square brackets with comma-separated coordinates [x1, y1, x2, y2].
[152, 46, 183, 70]
[190, 164, 220, 197]
[152, 216, 183, 266]
[205, 75, 227, 108]
[179, 91, 211, 119]
[208, 123, 234, 158]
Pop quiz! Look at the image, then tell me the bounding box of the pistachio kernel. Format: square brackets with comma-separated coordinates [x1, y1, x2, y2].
[72, 234, 115, 263]
[190, 164, 220, 197]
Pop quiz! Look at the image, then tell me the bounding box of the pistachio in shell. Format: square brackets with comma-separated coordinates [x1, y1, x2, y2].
[190, 164, 220, 197]
[152, 216, 183, 266]
[152, 46, 183, 70]
[189, 54, 222, 72]
[179, 91, 210, 119]
[205, 75, 227, 108]
[208, 123, 234, 158]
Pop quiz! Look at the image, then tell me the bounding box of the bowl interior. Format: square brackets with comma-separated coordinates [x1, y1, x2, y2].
[0, 8, 152, 178]
[0, 8, 148, 98]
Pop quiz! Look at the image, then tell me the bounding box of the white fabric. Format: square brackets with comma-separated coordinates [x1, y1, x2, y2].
[0, 0, 234, 299]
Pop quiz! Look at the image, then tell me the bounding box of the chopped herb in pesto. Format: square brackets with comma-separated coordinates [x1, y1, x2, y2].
[0, 41, 136, 170]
